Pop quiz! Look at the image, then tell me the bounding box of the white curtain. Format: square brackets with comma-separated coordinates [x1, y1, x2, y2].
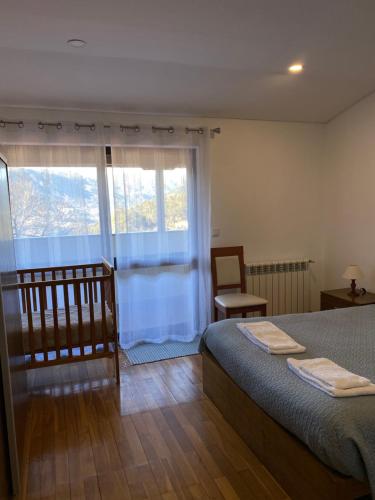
[108, 128, 211, 348]
[2, 144, 111, 269]
[0, 122, 211, 348]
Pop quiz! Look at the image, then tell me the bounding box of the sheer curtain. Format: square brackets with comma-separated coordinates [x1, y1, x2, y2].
[108, 128, 211, 348]
[2, 144, 111, 269]
[0, 122, 211, 348]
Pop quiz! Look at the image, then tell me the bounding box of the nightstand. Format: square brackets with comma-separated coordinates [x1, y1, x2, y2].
[320, 288, 375, 311]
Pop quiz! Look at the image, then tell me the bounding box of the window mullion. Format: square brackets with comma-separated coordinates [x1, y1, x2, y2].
[97, 146, 113, 260]
[156, 169, 165, 232]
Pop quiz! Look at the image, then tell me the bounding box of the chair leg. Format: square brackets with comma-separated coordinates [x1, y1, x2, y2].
[214, 307, 218, 322]
[225, 309, 231, 319]
[242, 312, 247, 318]
[260, 304, 267, 317]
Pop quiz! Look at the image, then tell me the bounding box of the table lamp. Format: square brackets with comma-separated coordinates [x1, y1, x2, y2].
[342, 265, 364, 296]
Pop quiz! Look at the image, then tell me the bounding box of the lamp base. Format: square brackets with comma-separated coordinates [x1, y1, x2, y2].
[348, 279, 359, 297]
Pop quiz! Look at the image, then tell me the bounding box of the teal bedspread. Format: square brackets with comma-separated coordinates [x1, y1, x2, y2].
[200, 306, 375, 496]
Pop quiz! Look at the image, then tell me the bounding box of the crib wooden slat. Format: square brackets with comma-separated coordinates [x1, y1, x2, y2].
[31, 272, 37, 311]
[88, 281, 96, 355]
[73, 269, 78, 305]
[93, 266, 98, 302]
[83, 268, 88, 304]
[25, 287, 35, 365]
[75, 282, 84, 357]
[63, 283, 73, 358]
[41, 271, 47, 308]
[100, 281, 109, 352]
[51, 283, 60, 360]
[38, 286, 48, 362]
[19, 272, 26, 313]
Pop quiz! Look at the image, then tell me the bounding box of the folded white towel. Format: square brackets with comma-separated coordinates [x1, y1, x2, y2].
[288, 358, 375, 397]
[237, 321, 306, 354]
[297, 357, 370, 389]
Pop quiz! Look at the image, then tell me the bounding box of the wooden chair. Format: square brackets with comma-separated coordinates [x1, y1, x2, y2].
[211, 246, 268, 321]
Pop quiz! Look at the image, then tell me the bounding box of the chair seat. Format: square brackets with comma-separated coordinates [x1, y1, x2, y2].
[215, 293, 268, 309]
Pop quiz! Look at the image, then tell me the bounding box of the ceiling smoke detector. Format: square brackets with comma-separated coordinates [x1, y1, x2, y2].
[67, 39, 87, 48]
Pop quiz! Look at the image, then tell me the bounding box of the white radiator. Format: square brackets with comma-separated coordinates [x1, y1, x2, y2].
[246, 259, 313, 316]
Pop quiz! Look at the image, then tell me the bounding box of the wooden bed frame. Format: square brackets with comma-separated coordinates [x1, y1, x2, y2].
[202, 349, 370, 500]
[17, 259, 120, 384]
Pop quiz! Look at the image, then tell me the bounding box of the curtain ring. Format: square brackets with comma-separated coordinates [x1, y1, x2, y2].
[56, 122, 62, 130]
[38, 122, 45, 130]
[168, 127, 174, 134]
[185, 127, 204, 135]
[90, 124, 96, 131]
[74, 123, 80, 131]
[18, 121, 24, 128]
[0, 120, 5, 128]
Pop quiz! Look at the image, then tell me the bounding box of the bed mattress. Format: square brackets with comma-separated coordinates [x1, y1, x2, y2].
[200, 305, 375, 495]
[22, 303, 114, 352]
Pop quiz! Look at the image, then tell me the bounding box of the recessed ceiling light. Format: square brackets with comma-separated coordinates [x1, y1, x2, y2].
[288, 63, 304, 74]
[67, 39, 87, 48]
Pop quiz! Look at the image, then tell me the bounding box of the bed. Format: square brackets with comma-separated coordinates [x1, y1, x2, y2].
[18, 259, 120, 384]
[200, 306, 375, 499]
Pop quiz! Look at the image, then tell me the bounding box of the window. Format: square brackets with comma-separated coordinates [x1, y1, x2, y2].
[108, 166, 189, 235]
[164, 168, 188, 231]
[8, 166, 100, 238]
[110, 167, 158, 234]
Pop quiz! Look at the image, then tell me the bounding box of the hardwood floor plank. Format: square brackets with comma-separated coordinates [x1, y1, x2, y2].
[125, 463, 160, 498]
[180, 422, 222, 478]
[117, 415, 149, 467]
[83, 475, 101, 500]
[208, 445, 255, 498]
[148, 458, 174, 495]
[23, 355, 289, 500]
[184, 450, 226, 499]
[215, 476, 241, 500]
[97, 470, 131, 500]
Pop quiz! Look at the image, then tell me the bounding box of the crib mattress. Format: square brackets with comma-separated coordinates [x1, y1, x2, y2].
[22, 303, 114, 352]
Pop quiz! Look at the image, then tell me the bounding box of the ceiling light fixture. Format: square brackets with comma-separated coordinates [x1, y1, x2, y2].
[288, 63, 304, 74]
[67, 39, 87, 48]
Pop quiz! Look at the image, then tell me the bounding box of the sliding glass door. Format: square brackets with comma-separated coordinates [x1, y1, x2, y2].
[108, 147, 199, 348]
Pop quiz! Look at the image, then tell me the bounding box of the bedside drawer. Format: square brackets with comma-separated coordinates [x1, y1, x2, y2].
[320, 294, 353, 311]
[321, 288, 375, 310]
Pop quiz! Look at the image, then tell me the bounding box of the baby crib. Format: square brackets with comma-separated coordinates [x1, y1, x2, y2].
[17, 259, 120, 384]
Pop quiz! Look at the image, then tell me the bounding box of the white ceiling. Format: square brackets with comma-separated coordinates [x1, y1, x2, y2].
[1, 0, 375, 123]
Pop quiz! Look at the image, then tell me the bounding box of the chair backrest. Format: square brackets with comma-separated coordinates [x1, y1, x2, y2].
[211, 246, 246, 297]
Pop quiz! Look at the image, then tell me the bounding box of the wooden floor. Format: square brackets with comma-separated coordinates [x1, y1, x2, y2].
[22, 355, 288, 499]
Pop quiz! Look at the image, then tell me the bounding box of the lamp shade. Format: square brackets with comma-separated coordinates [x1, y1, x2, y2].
[342, 265, 364, 280]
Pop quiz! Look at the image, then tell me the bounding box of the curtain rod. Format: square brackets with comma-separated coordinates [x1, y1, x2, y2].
[0, 120, 221, 138]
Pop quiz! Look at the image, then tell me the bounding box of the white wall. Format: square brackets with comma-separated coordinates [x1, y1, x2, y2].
[0, 106, 325, 308]
[323, 93, 375, 292]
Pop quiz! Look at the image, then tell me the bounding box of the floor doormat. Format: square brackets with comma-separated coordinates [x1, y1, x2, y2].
[120, 336, 201, 366]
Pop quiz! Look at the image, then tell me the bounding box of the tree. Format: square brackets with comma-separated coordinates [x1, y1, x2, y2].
[8, 168, 100, 238]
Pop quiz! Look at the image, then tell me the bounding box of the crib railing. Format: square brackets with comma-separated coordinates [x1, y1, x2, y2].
[246, 259, 313, 316]
[16, 260, 119, 382]
[17, 262, 109, 311]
